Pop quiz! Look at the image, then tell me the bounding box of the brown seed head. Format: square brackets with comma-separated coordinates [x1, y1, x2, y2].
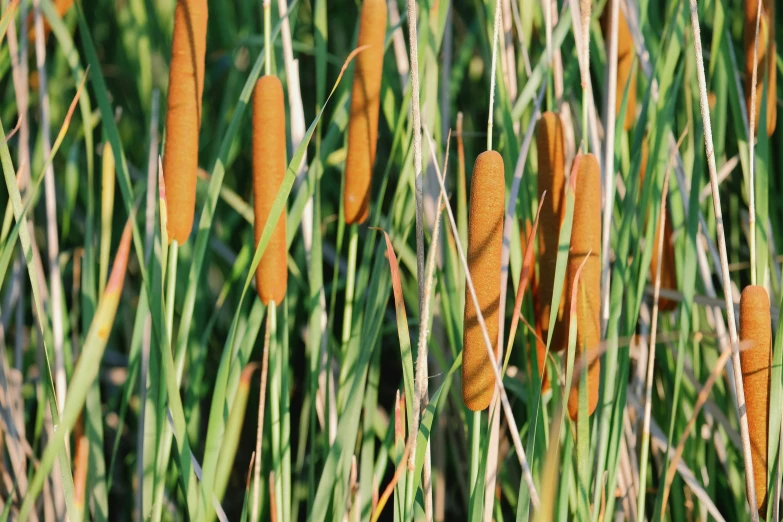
[639, 141, 678, 311]
[462, 151, 505, 411]
[344, 0, 387, 225]
[565, 153, 601, 420]
[739, 284, 772, 516]
[163, 0, 209, 244]
[745, 0, 777, 136]
[535, 112, 567, 353]
[253, 75, 288, 305]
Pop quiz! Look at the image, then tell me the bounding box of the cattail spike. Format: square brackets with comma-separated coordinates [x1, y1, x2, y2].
[639, 140, 678, 311]
[462, 151, 504, 412]
[253, 75, 288, 305]
[343, 0, 387, 225]
[745, 0, 777, 136]
[535, 111, 567, 353]
[565, 153, 601, 420]
[163, 0, 208, 244]
[740, 285, 772, 516]
[603, 7, 637, 130]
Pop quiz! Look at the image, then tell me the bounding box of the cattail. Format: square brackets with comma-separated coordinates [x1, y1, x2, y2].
[462, 151, 504, 411]
[745, 0, 777, 136]
[253, 75, 287, 306]
[343, 0, 387, 225]
[739, 285, 772, 516]
[535, 111, 567, 353]
[565, 153, 601, 420]
[531, 265, 550, 392]
[639, 140, 677, 311]
[163, 0, 208, 244]
[602, 8, 637, 130]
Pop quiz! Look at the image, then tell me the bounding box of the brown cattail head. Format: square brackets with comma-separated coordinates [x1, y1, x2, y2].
[526, 220, 550, 392]
[602, 8, 637, 130]
[163, 0, 208, 244]
[253, 75, 288, 305]
[639, 140, 677, 311]
[535, 112, 567, 354]
[343, 0, 387, 225]
[565, 153, 601, 420]
[739, 285, 772, 516]
[745, 0, 777, 136]
[462, 151, 505, 411]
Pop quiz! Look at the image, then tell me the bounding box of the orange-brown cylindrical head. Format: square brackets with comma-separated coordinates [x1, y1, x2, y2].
[535, 112, 567, 353]
[163, 0, 208, 244]
[462, 151, 505, 411]
[253, 76, 288, 305]
[603, 8, 637, 131]
[639, 141, 678, 312]
[565, 153, 601, 420]
[344, 0, 387, 225]
[739, 285, 772, 516]
[745, 0, 777, 136]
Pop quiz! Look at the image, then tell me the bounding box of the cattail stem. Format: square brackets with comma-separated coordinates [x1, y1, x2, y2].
[748, 0, 762, 287]
[252, 309, 272, 522]
[487, 0, 502, 151]
[468, 410, 482, 514]
[165, 241, 178, 348]
[339, 224, 359, 368]
[264, 0, 271, 77]
[637, 138, 675, 519]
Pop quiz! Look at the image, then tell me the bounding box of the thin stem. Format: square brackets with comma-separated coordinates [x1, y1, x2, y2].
[748, 0, 763, 286]
[487, 0, 502, 151]
[252, 307, 272, 522]
[687, 0, 759, 518]
[264, 0, 272, 77]
[340, 224, 359, 357]
[600, 0, 619, 335]
[638, 137, 677, 520]
[469, 411, 482, 514]
[34, 0, 66, 426]
[165, 241, 179, 348]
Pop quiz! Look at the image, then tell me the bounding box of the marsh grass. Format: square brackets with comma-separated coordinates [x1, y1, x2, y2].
[1, 0, 783, 520]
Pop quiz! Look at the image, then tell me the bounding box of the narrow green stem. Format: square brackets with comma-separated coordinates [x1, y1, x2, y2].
[750, 221, 757, 286]
[469, 410, 481, 514]
[340, 225, 359, 356]
[264, 0, 272, 77]
[582, 88, 588, 154]
[165, 241, 178, 347]
[269, 302, 284, 520]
